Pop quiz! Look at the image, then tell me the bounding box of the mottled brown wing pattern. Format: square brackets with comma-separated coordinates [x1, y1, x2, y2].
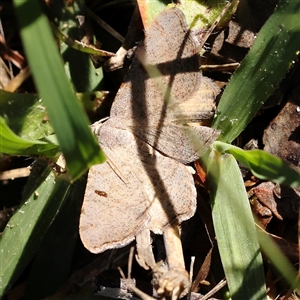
[110, 8, 202, 124]
[79, 135, 151, 253]
[80, 120, 197, 253]
[80, 7, 219, 254]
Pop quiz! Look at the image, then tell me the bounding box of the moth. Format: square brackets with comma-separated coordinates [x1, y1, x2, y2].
[79, 7, 219, 299]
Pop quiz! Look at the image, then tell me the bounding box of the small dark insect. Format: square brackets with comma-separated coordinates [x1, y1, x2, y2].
[94, 190, 107, 197]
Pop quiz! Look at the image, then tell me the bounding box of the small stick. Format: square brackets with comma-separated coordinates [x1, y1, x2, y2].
[200, 278, 227, 300]
[201, 62, 240, 72]
[0, 167, 31, 180]
[4, 66, 31, 92]
[87, 9, 125, 43]
[118, 247, 156, 300]
[188, 256, 195, 300]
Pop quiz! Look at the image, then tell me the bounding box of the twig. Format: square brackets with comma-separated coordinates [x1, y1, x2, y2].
[0, 167, 31, 180]
[188, 256, 195, 300]
[200, 278, 227, 300]
[87, 8, 125, 43]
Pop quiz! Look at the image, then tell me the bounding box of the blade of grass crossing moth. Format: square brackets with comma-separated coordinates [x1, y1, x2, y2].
[207, 151, 267, 300]
[13, 0, 105, 180]
[213, 0, 300, 143]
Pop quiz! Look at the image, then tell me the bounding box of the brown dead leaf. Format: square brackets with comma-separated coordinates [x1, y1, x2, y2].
[252, 181, 283, 221]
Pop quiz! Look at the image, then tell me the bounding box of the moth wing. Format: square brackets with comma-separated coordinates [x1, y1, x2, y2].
[110, 7, 202, 123]
[141, 152, 197, 233]
[102, 124, 198, 234]
[79, 143, 150, 254]
[175, 76, 220, 122]
[127, 123, 219, 164]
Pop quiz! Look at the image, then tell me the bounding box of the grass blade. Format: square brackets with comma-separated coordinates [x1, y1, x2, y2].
[207, 151, 266, 300]
[0, 117, 58, 156]
[13, 0, 105, 180]
[0, 159, 71, 297]
[213, 141, 300, 188]
[213, 0, 300, 143]
[25, 176, 86, 299]
[0, 90, 53, 139]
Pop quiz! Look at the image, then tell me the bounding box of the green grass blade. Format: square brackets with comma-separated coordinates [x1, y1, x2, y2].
[55, 0, 105, 93]
[0, 117, 58, 156]
[212, 0, 300, 143]
[13, 0, 105, 180]
[0, 160, 71, 297]
[0, 90, 108, 140]
[207, 151, 266, 300]
[0, 90, 53, 139]
[25, 176, 86, 299]
[51, 22, 115, 57]
[213, 141, 300, 188]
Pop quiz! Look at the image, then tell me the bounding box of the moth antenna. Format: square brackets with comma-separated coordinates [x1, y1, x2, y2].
[106, 155, 129, 184]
